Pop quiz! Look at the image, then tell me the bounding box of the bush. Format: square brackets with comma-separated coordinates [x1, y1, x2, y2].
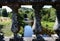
[2, 9, 8, 17]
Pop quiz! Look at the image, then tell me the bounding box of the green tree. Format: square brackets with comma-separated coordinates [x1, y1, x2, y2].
[49, 8, 56, 22]
[18, 7, 34, 35]
[2, 9, 8, 17]
[8, 12, 12, 19]
[41, 8, 56, 22]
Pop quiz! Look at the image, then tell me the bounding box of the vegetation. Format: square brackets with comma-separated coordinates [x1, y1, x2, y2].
[0, 7, 56, 36]
[2, 9, 8, 17]
[41, 8, 56, 30]
[41, 8, 56, 22]
[0, 18, 12, 36]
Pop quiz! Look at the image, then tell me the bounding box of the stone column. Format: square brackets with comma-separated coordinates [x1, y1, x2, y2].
[0, 5, 2, 16]
[9, 4, 21, 40]
[32, 5, 45, 41]
[52, 4, 60, 38]
[32, 5, 43, 34]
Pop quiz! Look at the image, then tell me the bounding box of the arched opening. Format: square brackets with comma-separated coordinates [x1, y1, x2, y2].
[0, 5, 58, 41]
[41, 5, 56, 35]
[0, 5, 35, 37]
[0, 5, 57, 37]
[18, 5, 34, 36]
[0, 6, 13, 36]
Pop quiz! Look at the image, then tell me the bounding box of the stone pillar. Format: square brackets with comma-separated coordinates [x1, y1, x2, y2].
[52, 4, 60, 38]
[32, 5, 43, 34]
[32, 5, 45, 41]
[9, 4, 21, 41]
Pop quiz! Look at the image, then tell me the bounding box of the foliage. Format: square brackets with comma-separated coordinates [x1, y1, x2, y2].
[0, 7, 57, 36]
[19, 26, 24, 35]
[41, 8, 56, 22]
[41, 21, 54, 30]
[18, 7, 34, 35]
[8, 12, 12, 19]
[2, 9, 8, 17]
[49, 8, 56, 22]
[18, 7, 34, 26]
[41, 8, 56, 35]
[0, 18, 12, 36]
[18, 7, 56, 35]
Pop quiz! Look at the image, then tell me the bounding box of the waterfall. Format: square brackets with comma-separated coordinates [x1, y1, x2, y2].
[53, 17, 58, 30]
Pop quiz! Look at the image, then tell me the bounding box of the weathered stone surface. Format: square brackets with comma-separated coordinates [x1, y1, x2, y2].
[0, 0, 60, 3]
[0, 0, 60, 5]
[0, 0, 52, 3]
[32, 5, 43, 34]
[52, 4, 60, 39]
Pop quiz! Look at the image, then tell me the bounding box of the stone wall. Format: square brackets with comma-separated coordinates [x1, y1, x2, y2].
[0, 0, 59, 3]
